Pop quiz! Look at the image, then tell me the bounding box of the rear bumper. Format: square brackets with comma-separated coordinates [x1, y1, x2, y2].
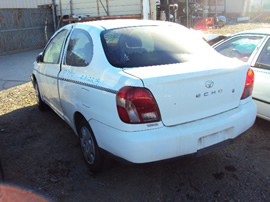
[90, 101, 257, 163]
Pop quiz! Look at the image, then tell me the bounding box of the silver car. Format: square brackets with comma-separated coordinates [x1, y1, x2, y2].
[213, 29, 270, 121]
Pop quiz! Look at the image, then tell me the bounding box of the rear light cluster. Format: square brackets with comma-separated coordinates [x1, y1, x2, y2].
[116, 86, 161, 124]
[241, 68, 254, 100]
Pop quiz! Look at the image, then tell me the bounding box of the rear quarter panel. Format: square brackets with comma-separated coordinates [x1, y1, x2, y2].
[58, 26, 146, 134]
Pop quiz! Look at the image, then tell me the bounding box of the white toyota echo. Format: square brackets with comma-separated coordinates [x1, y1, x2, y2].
[32, 20, 257, 171]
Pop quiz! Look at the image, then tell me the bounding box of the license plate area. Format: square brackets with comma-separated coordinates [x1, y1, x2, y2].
[198, 127, 234, 150]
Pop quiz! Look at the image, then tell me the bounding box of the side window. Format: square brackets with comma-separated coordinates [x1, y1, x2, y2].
[255, 39, 270, 70]
[65, 29, 93, 67]
[102, 32, 121, 65]
[215, 36, 263, 62]
[43, 30, 68, 64]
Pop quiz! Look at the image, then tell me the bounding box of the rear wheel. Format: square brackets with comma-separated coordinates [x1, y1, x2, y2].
[34, 82, 47, 111]
[78, 119, 103, 172]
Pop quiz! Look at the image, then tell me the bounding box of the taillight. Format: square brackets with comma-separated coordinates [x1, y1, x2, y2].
[116, 86, 161, 124]
[241, 68, 254, 100]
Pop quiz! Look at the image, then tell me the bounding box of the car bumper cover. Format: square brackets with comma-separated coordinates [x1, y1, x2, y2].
[90, 101, 257, 163]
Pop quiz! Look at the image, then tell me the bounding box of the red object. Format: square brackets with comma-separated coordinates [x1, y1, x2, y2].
[205, 17, 214, 26]
[241, 68, 255, 99]
[194, 18, 207, 31]
[0, 185, 48, 202]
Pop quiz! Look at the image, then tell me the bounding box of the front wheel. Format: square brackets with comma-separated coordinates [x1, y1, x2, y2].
[34, 82, 47, 111]
[78, 119, 103, 172]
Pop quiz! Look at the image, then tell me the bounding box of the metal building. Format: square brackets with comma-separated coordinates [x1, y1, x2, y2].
[0, 0, 156, 55]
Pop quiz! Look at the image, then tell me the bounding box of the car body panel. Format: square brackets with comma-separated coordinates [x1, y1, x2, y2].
[252, 68, 270, 104]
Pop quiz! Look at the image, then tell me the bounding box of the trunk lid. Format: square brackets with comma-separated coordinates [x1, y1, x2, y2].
[123, 56, 249, 126]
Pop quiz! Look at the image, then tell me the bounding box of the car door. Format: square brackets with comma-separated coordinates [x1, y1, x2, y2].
[58, 27, 95, 126]
[250, 37, 270, 119]
[39, 26, 72, 118]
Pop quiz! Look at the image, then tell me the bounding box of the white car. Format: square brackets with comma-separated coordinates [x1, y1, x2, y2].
[213, 29, 270, 121]
[32, 20, 256, 171]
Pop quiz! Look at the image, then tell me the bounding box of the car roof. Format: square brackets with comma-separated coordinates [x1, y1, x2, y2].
[76, 19, 178, 30]
[236, 28, 270, 35]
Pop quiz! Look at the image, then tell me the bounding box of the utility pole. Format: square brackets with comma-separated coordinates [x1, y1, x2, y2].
[215, 0, 218, 17]
[186, 0, 189, 28]
[70, 0, 73, 17]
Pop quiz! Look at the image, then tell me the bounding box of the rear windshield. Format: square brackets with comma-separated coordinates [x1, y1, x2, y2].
[101, 25, 215, 68]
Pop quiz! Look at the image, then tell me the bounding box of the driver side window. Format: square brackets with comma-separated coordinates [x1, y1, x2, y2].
[43, 30, 68, 64]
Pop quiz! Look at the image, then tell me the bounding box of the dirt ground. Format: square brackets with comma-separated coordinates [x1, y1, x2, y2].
[0, 24, 270, 201]
[204, 22, 270, 35]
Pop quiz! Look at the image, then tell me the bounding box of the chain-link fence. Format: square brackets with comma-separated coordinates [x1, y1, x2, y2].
[0, 8, 54, 55]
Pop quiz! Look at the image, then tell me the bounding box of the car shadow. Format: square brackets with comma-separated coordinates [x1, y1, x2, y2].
[0, 105, 269, 201]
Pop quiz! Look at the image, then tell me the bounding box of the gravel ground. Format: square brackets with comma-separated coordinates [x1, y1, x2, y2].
[0, 82, 36, 116]
[0, 23, 270, 201]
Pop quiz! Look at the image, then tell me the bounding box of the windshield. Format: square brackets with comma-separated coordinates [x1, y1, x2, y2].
[101, 25, 216, 68]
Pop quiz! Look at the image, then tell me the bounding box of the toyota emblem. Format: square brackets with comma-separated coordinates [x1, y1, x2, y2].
[205, 80, 214, 88]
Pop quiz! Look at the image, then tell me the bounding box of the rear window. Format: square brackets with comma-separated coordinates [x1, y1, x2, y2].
[101, 25, 215, 68]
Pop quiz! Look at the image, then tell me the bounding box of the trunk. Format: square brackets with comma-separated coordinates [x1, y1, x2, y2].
[124, 58, 249, 126]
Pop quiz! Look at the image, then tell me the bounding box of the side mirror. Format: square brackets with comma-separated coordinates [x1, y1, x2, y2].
[36, 53, 43, 63]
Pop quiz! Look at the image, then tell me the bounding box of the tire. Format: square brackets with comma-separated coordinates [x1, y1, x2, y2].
[78, 119, 103, 172]
[34, 82, 47, 111]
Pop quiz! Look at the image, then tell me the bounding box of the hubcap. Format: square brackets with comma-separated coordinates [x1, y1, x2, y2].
[80, 126, 95, 165]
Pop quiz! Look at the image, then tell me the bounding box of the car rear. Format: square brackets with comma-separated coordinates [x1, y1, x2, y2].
[122, 59, 253, 126]
[93, 21, 257, 163]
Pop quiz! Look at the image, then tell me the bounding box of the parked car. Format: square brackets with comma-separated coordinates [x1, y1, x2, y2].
[205, 16, 226, 29]
[215, 16, 226, 28]
[32, 20, 256, 171]
[212, 29, 270, 121]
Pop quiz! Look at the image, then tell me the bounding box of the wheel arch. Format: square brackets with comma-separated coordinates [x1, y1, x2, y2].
[74, 112, 88, 136]
[31, 73, 37, 85]
[76, 114, 104, 171]
[73, 112, 101, 146]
